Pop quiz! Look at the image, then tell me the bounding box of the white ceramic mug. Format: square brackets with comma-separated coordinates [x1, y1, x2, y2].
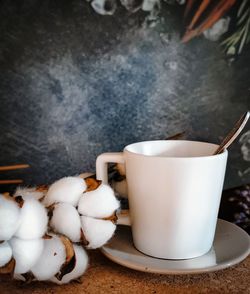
[96, 140, 228, 259]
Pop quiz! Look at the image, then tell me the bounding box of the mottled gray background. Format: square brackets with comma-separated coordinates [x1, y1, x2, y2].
[0, 0, 249, 189]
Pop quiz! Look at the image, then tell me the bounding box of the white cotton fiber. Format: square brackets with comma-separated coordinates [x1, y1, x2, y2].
[0, 241, 12, 267]
[14, 187, 45, 201]
[43, 177, 87, 207]
[14, 198, 48, 239]
[9, 237, 44, 274]
[50, 244, 88, 284]
[31, 235, 66, 281]
[81, 216, 116, 249]
[50, 203, 81, 242]
[0, 195, 20, 241]
[78, 184, 120, 218]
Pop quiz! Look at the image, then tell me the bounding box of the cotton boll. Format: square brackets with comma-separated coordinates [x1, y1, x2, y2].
[91, 0, 117, 15]
[14, 198, 48, 239]
[50, 245, 88, 284]
[50, 203, 81, 242]
[14, 187, 46, 201]
[203, 17, 230, 41]
[43, 177, 87, 207]
[0, 242, 12, 267]
[9, 238, 44, 274]
[81, 216, 116, 249]
[0, 195, 21, 241]
[78, 184, 120, 218]
[31, 235, 66, 281]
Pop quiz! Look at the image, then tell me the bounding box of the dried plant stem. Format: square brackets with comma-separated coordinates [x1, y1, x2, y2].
[182, 0, 236, 43]
[0, 179, 23, 185]
[0, 164, 30, 171]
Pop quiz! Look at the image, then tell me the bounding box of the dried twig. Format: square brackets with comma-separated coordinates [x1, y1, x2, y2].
[0, 164, 30, 171]
[0, 164, 29, 186]
[0, 180, 23, 185]
[182, 0, 236, 43]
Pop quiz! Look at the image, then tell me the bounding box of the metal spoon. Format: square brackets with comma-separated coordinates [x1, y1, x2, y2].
[213, 111, 250, 155]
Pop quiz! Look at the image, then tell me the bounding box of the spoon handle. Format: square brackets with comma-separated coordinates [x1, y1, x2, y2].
[214, 111, 250, 155]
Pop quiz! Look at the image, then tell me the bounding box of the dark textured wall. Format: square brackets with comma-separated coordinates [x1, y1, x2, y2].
[0, 0, 249, 189]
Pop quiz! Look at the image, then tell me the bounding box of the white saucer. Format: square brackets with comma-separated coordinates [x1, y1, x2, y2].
[101, 219, 250, 275]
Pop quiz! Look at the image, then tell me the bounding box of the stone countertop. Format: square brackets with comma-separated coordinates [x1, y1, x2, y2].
[0, 251, 249, 294]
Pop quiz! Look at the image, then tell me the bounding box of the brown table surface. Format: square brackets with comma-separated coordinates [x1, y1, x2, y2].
[0, 250, 249, 294]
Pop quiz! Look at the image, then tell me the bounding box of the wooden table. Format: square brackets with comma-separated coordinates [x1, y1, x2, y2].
[0, 251, 249, 294]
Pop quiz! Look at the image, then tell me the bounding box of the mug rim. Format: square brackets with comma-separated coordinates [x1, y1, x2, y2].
[124, 140, 228, 159]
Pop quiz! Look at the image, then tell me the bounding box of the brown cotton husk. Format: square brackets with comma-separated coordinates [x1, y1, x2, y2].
[20, 271, 35, 283]
[85, 178, 102, 192]
[55, 236, 76, 281]
[2, 193, 12, 201]
[80, 229, 89, 246]
[47, 204, 55, 221]
[43, 233, 52, 240]
[36, 185, 49, 202]
[60, 236, 75, 264]
[36, 185, 49, 193]
[2, 193, 24, 208]
[102, 212, 118, 224]
[0, 258, 15, 276]
[13, 196, 24, 208]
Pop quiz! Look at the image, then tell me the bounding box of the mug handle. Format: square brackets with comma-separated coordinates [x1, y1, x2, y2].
[96, 152, 131, 226]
